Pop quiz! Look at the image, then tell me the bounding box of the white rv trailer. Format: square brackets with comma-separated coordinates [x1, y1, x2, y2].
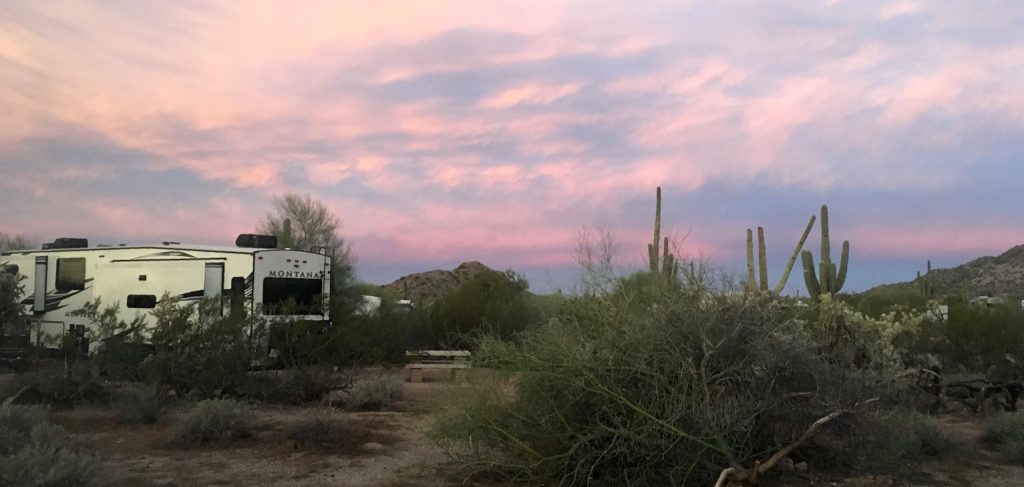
[0, 235, 331, 354]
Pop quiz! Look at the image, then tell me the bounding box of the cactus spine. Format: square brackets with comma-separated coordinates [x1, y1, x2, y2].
[648, 187, 678, 283]
[801, 204, 849, 300]
[744, 214, 817, 294]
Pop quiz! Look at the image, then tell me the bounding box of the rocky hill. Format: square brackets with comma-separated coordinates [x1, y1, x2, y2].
[381, 261, 493, 305]
[868, 244, 1024, 297]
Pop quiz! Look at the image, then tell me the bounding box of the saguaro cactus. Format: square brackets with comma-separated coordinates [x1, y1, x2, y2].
[801, 205, 849, 300]
[918, 260, 934, 298]
[744, 215, 817, 294]
[648, 187, 678, 283]
[280, 218, 293, 249]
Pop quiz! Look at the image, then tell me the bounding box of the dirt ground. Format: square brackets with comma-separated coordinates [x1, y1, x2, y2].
[8, 368, 1024, 486]
[47, 370, 463, 487]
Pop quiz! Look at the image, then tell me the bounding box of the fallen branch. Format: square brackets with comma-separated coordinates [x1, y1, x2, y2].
[714, 397, 879, 487]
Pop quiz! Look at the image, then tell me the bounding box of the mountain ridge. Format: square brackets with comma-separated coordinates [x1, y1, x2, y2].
[865, 244, 1024, 297]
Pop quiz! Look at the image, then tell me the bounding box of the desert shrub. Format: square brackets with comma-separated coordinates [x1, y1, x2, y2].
[114, 385, 166, 424]
[172, 398, 252, 446]
[0, 400, 102, 486]
[63, 299, 153, 380]
[5, 371, 109, 407]
[143, 297, 256, 398]
[345, 374, 403, 411]
[0, 444, 103, 487]
[336, 299, 432, 364]
[934, 301, 1024, 372]
[985, 413, 1024, 462]
[873, 410, 955, 461]
[0, 269, 25, 337]
[243, 366, 346, 405]
[433, 273, 923, 485]
[287, 410, 336, 447]
[0, 402, 49, 455]
[428, 270, 540, 348]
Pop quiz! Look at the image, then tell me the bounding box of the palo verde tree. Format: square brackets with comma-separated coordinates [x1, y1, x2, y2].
[258, 193, 355, 291]
[0, 233, 33, 253]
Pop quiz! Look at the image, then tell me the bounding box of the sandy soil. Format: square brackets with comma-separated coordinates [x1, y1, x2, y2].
[47, 372, 462, 487]
[9, 367, 1024, 486]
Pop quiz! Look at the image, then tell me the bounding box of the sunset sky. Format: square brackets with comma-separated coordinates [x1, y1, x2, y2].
[2, 1, 1023, 294]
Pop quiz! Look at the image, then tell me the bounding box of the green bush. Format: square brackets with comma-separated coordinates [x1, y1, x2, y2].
[874, 410, 955, 461]
[172, 398, 252, 446]
[5, 371, 109, 407]
[985, 413, 1024, 462]
[143, 297, 256, 398]
[287, 410, 336, 447]
[0, 402, 49, 456]
[336, 300, 432, 364]
[428, 270, 539, 348]
[243, 367, 343, 405]
[0, 401, 102, 486]
[0, 270, 25, 337]
[432, 273, 922, 485]
[0, 444, 103, 487]
[345, 375, 402, 411]
[114, 386, 166, 424]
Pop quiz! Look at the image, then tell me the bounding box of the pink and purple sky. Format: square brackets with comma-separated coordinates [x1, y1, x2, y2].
[2, 1, 1023, 293]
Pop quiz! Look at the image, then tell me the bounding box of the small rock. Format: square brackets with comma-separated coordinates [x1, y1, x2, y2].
[361, 442, 385, 452]
[794, 461, 808, 472]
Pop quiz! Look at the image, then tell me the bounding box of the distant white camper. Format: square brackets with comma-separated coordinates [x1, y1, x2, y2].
[0, 235, 332, 355]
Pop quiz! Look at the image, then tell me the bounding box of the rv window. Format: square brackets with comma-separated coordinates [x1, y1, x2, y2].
[127, 294, 157, 309]
[55, 258, 86, 291]
[262, 278, 321, 315]
[2, 264, 17, 275]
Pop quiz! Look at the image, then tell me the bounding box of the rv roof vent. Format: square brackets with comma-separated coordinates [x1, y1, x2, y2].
[47, 237, 89, 249]
[235, 234, 278, 249]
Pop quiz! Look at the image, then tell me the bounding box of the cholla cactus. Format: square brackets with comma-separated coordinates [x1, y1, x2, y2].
[801, 205, 849, 300]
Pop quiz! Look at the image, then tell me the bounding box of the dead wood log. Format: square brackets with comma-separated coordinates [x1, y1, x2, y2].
[714, 397, 879, 486]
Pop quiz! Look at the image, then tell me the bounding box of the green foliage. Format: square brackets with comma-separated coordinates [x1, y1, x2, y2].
[0, 401, 102, 487]
[876, 410, 955, 460]
[0, 443, 102, 487]
[345, 374, 403, 411]
[172, 398, 252, 446]
[143, 297, 257, 398]
[985, 413, 1024, 462]
[336, 298, 432, 364]
[802, 204, 850, 300]
[433, 279, 921, 485]
[5, 370, 109, 407]
[0, 233, 33, 252]
[258, 193, 355, 290]
[114, 385, 167, 425]
[287, 410, 336, 447]
[72, 298, 151, 380]
[428, 270, 539, 348]
[0, 402, 49, 456]
[843, 286, 927, 318]
[904, 300, 1024, 372]
[0, 269, 25, 337]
